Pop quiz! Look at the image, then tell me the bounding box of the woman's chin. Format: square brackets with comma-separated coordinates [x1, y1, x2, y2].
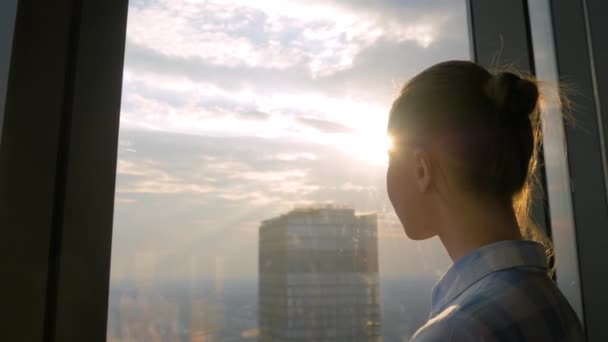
[403, 226, 434, 240]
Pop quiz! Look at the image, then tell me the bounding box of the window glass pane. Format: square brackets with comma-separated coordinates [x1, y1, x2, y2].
[0, 0, 18, 140]
[108, 1, 471, 340]
[528, 0, 584, 322]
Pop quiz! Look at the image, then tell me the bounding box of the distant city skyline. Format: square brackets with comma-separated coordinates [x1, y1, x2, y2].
[106, 273, 435, 341]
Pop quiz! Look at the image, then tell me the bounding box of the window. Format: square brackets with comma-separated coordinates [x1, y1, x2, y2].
[528, 0, 584, 321]
[0, 0, 18, 140]
[107, 0, 471, 340]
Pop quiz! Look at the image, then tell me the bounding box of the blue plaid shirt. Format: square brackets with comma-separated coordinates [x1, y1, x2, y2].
[411, 240, 585, 341]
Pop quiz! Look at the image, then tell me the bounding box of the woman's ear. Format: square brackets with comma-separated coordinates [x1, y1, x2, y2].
[413, 148, 432, 193]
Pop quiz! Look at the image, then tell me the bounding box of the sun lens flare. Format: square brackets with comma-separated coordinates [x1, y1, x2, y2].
[337, 132, 393, 166]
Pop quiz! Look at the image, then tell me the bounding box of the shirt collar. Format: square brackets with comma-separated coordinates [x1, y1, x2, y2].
[430, 240, 548, 317]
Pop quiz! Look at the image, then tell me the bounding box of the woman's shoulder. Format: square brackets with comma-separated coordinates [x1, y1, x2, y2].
[410, 304, 489, 341]
[412, 268, 585, 341]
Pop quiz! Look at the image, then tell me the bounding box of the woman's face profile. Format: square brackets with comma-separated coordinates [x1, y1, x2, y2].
[386, 145, 436, 240]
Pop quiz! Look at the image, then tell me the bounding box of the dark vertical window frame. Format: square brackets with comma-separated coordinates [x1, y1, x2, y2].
[582, 0, 608, 208]
[43, 1, 83, 341]
[0, 0, 129, 341]
[551, 0, 608, 341]
[49, 0, 129, 341]
[0, 1, 77, 340]
[465, 0, 478, 62]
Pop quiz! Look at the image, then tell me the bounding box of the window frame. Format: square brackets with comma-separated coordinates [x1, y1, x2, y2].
[0, 0, 128, 341]
[550, 0, 608, 340]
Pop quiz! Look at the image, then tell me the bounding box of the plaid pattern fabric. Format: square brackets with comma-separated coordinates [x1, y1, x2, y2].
[411, 240, 585, 341]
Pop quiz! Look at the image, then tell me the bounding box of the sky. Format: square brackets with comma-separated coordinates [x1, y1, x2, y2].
[109, 0, 471, 283]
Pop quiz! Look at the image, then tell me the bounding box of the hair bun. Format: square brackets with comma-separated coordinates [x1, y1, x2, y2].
[486, 71, 539, 122]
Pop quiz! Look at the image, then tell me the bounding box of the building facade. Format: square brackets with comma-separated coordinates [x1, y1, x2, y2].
[259, 206, 381, 341]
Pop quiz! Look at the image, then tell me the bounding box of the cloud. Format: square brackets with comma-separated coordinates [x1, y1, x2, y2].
[118, 3, 469, 144]
[116, 159, 217, 194]
[269, 153, 318, 161]
[217, 191, 282, 205]
[127, 0, 367, 76]
[234, 109, 270, 121]
[296, 117, 352, 133]
[125, 0, 464, 80]
[119, 64, 393, 150]
[115, 134, 325, 202]
[233, 169, 308, 182]
[118, 0, 471, 146]
[115, 197, 137, 204]
[339, 182, 376, 192]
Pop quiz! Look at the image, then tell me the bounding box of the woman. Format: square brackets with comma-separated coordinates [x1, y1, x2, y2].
[386, 61, 585, 341]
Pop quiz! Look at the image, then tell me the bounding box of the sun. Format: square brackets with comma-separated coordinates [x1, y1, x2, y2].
[338, 132, 393, 166]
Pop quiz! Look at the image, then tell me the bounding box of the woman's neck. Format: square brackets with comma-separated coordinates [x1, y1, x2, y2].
[436, 198, 523, 262]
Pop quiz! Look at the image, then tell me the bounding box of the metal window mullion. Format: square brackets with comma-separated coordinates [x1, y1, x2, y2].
[0, 1, 77, 341]
[50, 0, 129, 341]
[550, 0, 608, 341]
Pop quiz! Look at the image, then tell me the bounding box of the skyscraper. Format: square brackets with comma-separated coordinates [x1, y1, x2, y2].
[259, 206, 381, 341]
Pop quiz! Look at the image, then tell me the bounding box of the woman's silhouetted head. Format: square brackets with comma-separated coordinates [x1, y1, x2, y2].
[386, 60, 540, 240]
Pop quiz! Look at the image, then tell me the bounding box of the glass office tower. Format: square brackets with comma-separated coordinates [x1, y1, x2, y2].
[259, 206, 380, 341]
